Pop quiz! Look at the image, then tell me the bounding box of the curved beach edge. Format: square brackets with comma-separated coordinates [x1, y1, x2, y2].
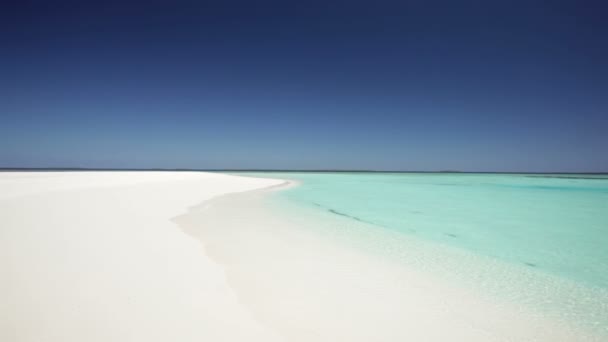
[0, 171, 289, 342]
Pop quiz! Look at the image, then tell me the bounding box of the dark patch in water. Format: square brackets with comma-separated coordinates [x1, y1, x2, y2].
[325, 208, 389, 229]
[444, 233, 458, 238]
[328, 209, 366, 222]
[524, 262, 537, 268]
[309, 201, 391, 230]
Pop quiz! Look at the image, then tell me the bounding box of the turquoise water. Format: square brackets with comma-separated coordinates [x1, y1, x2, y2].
[242, 172, 608, 288]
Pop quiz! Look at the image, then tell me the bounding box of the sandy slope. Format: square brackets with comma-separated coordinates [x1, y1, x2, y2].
[0, 172, 284, 342]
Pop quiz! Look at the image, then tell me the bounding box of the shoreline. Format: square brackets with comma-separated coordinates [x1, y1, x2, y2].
[176, 175, 607, 341]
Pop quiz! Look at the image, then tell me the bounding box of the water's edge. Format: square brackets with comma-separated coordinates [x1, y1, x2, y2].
[175, 176, 608, 340]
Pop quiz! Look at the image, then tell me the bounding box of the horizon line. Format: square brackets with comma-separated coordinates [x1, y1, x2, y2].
[0, 167, 607, 175]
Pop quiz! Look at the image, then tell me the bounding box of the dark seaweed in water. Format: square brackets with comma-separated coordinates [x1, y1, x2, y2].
[328, 209, 368, 223]
[310, 202, 420, 233]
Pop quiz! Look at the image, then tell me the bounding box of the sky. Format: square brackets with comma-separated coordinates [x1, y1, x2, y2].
[1, 0, 607, 171]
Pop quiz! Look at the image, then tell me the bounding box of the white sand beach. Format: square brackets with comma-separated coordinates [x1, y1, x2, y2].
[1, 171, 604, 341]
[0, 172, 284, 342]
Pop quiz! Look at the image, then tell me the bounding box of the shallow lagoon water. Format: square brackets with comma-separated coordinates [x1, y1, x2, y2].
[207, 172, 608, 338]
[242, 173, 608, 288]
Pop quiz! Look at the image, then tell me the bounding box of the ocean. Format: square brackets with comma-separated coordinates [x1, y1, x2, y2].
[249, 172, 608, 287]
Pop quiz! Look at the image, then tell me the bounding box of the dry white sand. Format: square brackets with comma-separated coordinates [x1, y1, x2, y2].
[0, 171, 284, 342]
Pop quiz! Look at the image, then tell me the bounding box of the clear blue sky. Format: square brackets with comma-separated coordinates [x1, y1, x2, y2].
[1, 1, 607, 171]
